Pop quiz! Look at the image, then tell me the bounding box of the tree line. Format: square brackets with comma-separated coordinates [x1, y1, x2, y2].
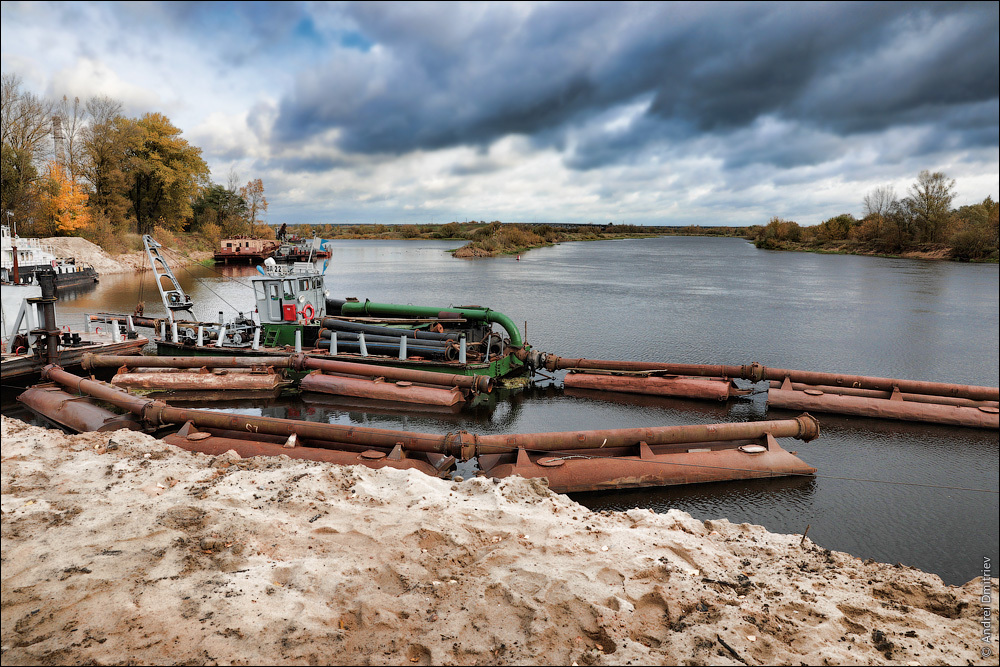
[1, 73, 269, 252]
[753, 171, 999, 261]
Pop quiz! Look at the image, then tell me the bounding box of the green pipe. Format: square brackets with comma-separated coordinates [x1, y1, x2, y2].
[341, 300, 524, 347]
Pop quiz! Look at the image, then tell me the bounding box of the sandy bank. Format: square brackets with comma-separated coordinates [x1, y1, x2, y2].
[1, 416, 995, 665]
[40, 236, 212, 275]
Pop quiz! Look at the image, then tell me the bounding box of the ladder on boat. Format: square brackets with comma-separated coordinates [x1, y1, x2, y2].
[142, 235, 195, 323]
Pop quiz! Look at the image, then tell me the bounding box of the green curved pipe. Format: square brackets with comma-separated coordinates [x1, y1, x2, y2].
[340, 300, 524, 347]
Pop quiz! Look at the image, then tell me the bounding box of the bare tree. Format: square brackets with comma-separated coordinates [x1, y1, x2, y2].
[55, 95, 88, 182]
[1, 73, 54, 164]
[904, 171, 955, 243]
[240, 178, 268, 237]
[863, 185, 897, 239]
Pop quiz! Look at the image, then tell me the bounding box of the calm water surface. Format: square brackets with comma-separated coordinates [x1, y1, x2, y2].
[9, 236, 998, 585]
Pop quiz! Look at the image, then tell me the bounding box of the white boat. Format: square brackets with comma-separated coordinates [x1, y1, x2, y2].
[1, 224, 98, 288]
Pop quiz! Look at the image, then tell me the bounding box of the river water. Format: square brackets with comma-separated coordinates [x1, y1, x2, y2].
[8, 236, 998, 585]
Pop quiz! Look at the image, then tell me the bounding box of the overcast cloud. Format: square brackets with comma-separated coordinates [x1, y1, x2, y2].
[2, 1, 997, 226]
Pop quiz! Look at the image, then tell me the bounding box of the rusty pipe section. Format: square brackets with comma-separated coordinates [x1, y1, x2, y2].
[768, 388, 999, 429]
[563, 371, 740, 401]
[18, 386, 145, 433]
[161, 433, 448, 477]
[83, 354, 286, 370]
[41, 365, 819, 460]
[767, 380, 1000, 409]
[82, 353, 494, 394]
[300, 371, 465, 406]
[467, 413, 819, 456]
[110, 369, 291, 391]
[544, 356, 999, 402]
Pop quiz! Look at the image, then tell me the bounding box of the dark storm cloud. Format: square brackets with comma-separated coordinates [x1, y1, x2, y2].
[271, 2, 997, 171]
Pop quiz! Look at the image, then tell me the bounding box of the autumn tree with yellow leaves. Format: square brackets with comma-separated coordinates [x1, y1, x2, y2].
[33, 161, 91, 235]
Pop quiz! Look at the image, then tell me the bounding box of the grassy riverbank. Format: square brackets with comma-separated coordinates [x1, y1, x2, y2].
[287, 221, 751, 258]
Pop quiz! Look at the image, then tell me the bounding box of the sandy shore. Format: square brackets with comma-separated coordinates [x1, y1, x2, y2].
[41, 236, 212, 275]
[1, 415, 996, 665]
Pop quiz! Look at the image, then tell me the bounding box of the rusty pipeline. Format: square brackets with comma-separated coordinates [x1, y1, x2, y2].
[767, 380, 1000, 409]
[41, 365, 819, 461]
[18, 386, 145, 433]
[82, 353, 494, 394]
[481, 436, 817, 493]
[110, 369, 292, 391]
[162, 425, 452, 478]
[300, 371, 465, 406]
[544, 356, 999, 402]
[767, 387, 999, 429]
[563, 371, 743, 401]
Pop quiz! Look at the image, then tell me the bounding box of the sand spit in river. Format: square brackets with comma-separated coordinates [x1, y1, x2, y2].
[1, 416, 996, 665]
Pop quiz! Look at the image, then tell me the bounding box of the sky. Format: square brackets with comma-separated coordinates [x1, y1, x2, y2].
[2, 1, 998, 227]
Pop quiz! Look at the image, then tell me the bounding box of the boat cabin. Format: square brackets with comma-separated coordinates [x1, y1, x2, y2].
[252, 261, 326, 324]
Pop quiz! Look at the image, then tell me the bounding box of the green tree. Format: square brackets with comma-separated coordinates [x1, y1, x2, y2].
[950, 196, 999, 261]
[1, 73, 52, 229]
[816, 213, 857, 241]
[754, 217, 802, 249]
[80, 96, 139, 231]
[1, 142, 37, 230]
[126, 113, 209, 234]
[192, 184, 248, 235]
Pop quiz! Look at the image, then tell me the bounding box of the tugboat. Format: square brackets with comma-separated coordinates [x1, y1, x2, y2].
[95, 235, 538, 381]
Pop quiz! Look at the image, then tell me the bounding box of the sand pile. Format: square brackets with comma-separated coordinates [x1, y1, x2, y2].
[41, 236, 148, 275]
[1, 415, 995, 665]
[40, 236, 212, 275]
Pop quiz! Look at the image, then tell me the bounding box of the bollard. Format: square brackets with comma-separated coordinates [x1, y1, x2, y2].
[84, 314, 91, 333]
[111, 320, 121, 342]
[171, 321, 178, 343]
[159, 321, 166, 341]
[197, 326, 204, 347]
[216, 324, 226, 347]
[459, 334, 466, 364]
[359, 332, 368, 357]
[126, 315, 134, 334]
[399, 335, 407, 360]
[252, 327, 260, 350]
[329, 331, 337, 355]
[295, 329, 302, 354]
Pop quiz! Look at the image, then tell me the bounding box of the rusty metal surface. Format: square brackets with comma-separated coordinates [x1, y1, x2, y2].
[768, 388, 999, 429]
[83, 354, 288, 371]
[161, 432, 449, 477]
[83, 353, 494, 394]
[17, 386, 145, 433]
[110, 369, 291, 391]
[41, 365, 821, 461]
[300, 355, 493, 393]
[300, 371, 465, 406]
[480, 435, 817, 493]
[564, 371, 737, 401]
[544, 356, 999, 402]
[767, 380, 1000, 409]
